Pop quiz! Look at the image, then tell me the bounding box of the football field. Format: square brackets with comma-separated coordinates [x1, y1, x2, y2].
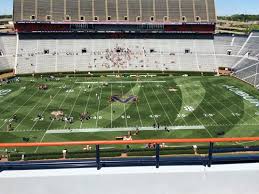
[1, 74, 259, 152]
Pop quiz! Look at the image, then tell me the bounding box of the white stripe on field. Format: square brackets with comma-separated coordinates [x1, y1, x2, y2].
[46, 125, 206, 134]
[76, 81, 166, 84]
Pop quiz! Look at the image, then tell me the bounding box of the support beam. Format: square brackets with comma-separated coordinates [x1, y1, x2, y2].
[96, 145, 101, 170]
[208, 142, 214, 167]
[155, 143, 160, 168]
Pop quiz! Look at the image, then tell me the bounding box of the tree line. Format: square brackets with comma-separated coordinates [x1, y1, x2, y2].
[218, 14, 259, 22]
[0, 15, 12, 19]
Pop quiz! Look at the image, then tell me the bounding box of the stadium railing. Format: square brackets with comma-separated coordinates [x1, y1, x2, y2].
[1, 137, 259, 170]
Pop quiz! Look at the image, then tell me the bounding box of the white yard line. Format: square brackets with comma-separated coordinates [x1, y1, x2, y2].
[182, 85, 217, 127]
[205, 128, 213, 138]
[149, 83, 173, 126]
[141, 84, 157, 125]
[46, 125, 206, 133]
[46, 82, 78, 130]
[193, 85, 233, 124]
[29, 84, 65, 131]
[0, 89, 40, 129]
[160, 86, 188, 125]
[0, 82, 37, 105]
[80, 84, 94, 129]
[120, 81, 128, 127]
[76, 81, 166, 84]
[0, 83, 39, 128]
[162, 77, 206, 126]
[198, 87, 235, 125]
[95, 86, 103, 128]
[214, 84, 259, 123]
[13, 88, 52, 131]
[166, 78, 217, 138]
[5, 123, 259, 133]
[64, 87, 83, 129]
[34, 131, 47, 153]
[130, 82, 143, 127]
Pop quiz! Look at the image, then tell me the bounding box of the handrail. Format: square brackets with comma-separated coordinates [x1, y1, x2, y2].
[1, 137, 259, 148]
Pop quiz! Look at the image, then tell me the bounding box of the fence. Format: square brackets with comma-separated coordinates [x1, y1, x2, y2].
[1, 137, 259, 170]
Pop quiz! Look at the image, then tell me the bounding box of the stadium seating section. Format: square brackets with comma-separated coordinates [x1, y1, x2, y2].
[1, 32, 259, 87]
[13, 0, 216, 23]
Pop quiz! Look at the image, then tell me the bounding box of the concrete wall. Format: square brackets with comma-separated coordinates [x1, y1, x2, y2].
[1, 163, 259, 194]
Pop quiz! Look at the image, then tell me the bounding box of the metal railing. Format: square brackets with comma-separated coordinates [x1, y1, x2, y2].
[1, 137, 259, 170]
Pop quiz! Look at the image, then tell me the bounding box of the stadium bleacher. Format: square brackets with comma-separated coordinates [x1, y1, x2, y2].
[238, 32, 259, 57]
[15, 36, 221, 74]
[0, 35, 16, 71]
[13, 0, 216, 23]
[0, 33, 252, 76]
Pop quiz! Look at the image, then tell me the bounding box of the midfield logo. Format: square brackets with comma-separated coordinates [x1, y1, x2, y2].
[110, 95, 138, 103]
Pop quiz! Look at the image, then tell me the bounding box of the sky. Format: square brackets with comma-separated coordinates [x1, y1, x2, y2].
[0, 0, 259, 16]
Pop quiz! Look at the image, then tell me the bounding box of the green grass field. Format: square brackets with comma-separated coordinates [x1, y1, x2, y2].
[1, 74, 259, 153]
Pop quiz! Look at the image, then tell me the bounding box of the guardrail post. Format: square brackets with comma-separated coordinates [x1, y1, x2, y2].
[96, 144, 101, 170]
[155, 143, 160, 168]
[208, 142, 214, 167]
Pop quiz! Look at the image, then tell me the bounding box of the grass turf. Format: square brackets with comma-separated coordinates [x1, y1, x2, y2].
[1, 74, 259, 153]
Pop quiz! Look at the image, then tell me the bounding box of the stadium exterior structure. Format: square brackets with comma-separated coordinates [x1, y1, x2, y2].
[13, 0, 216, 33]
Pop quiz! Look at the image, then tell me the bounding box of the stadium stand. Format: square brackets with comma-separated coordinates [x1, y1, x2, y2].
[13, 0, 216, 33]
[0, 34, 16, 71]
[213, 35, 246, 56]
[232, 58, 259, 87]
[15, 35, 221, 74]
[7, 33, 256, 75]
[238, 32, 259, 57]
[13, 0, 216, 23]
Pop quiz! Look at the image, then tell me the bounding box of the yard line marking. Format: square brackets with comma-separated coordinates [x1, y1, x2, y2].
[214, 84, 259, 123]
[80, 84, 94, 129]
[200, 85, 235, 125]
[111, 84, 113, 128]
[162, 77, 205, 126]
[189, 85, 221, 125]
[160, 86, 188, 125]
[29, 84, 65, 131]
[76, 81, 166, 84]
[5, 123, 259, 133]
[141, 84, 157, 125]
[194, 83, 233, 126]
[0, 82, 37, 106]
[120, 81, 128, 127]
[205, 128, 214, 138]
[95, 85, 103, 128]
[149, 83, 173, 126]
[130, 82, 143, 127]
[34, 131, 46, 153]
[13, 88, 53, 131]
[46, 81, 78, 130]
[181, 84, 217, 129]
[64, 86, 83, 129]
[46, 125, 206, 133]
[0, 87, 40, 129]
